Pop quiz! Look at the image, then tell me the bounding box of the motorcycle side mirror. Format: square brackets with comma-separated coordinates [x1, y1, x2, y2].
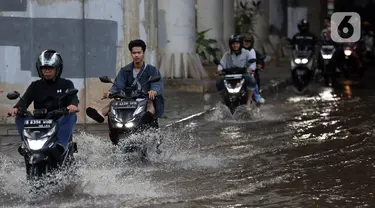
[148, 76, 161, 83]
[99, 76, 113, 84]
[213, 59, 221, 65]
[6, 91, 20, 100]
[65, 88, 79, 95]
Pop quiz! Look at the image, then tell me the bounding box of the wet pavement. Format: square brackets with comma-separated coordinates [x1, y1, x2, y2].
[2, 68, 375, 207]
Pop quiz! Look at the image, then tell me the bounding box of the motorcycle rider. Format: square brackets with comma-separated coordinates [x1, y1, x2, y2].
[96, 39, 164, 143]
[317, 22, 336, 74]
[8, 49, 79, 156]
[291, 19, 318, 52]
[216, 35, 257, 106]
[242, 33, 265, 103]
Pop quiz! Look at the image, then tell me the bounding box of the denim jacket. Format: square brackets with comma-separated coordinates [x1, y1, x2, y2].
[109, 62, 165, 118]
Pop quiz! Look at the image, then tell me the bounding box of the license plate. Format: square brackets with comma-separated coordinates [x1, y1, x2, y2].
[112, 101, 138, 109]
[297, 70, 306, 75]
[24, 119, 53, 129]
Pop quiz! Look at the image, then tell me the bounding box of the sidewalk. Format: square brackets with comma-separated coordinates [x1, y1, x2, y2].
[0, 63, 291, 135]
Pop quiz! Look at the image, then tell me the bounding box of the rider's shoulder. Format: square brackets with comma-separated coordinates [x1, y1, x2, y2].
[120, 63, 133, 72]
[145, 64, 158, 71]
[222, 50, 232, 56]
[56, 78, 75, 87]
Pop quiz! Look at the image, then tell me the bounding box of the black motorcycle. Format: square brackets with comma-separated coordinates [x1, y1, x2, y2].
[290, 45, 315, 91]
[213, 58, 260, 114]
[86, 75, 161, 158]
[6, 89, 79, 182]
[320, 42, 336, 86]
[340, 43, 364, 79]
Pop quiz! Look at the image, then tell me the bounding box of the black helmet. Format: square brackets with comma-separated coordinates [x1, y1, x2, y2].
[36, 49, 63, 79]
[243, 33, 254, 42]
[242, 33, 254, 49]
[228, 35, 243, 51]
[297, 19, 309, 32]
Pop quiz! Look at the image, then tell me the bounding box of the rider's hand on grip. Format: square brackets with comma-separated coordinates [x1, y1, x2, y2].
[7, 108, 18, 117]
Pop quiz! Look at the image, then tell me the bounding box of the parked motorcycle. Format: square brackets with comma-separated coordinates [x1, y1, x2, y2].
[6, 89, 79, 183]
[86, 75, 161, 159]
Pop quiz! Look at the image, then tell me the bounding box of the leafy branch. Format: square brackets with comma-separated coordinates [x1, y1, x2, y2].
[196, 29, 220, 63]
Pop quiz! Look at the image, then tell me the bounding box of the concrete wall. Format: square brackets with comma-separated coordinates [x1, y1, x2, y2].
[0, 0, 157, 124]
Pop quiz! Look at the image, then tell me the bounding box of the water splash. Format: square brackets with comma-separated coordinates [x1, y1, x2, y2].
[204, 102, 285, 123]
[0, 124, 227, 207]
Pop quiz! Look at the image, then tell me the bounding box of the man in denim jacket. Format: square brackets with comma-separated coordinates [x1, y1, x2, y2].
[102, 39, 164, 118]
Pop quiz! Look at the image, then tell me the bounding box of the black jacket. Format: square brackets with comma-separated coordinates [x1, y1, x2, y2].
[14, 78, 79, 112]
[292, 31, 318, 50]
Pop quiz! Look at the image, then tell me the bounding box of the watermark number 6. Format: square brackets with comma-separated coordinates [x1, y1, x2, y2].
[331, 12, 361, 43]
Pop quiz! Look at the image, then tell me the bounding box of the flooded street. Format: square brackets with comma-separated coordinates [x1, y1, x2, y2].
[1, 77, 375, 207]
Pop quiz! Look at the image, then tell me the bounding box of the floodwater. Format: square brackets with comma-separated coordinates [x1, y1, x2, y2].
[1, 76, 375, 207]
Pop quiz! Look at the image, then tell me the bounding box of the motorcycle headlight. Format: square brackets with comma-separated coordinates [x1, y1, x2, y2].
[124, 122, 134, 128]
[23, 126, 56, 151]
[224, 79, 244, 93]
[322, 54, 332, 59]
[124, 118, 135, 128]
[301, 58, 308, 64]
[133, 105, 145, 116]
[110, 109, 123, 128]
[294, 58, 301, 64]
[27, 138, 48, 150]
[22, 125, 56, 139]
[344, 49, 352, 56]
